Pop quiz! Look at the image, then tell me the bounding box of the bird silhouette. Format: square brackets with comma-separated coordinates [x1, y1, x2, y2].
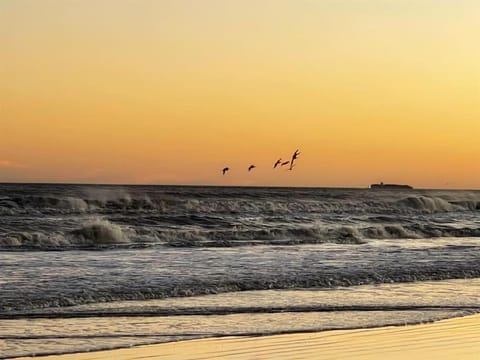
[281, 160, 290, 167]
[273, 158, 282, 168]
[248, 165, 256, 172]
[222, 167, 230, 175]
[289, 149, 300, 170]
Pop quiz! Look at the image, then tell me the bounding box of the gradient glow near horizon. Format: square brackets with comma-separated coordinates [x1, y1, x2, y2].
[1, 1, 479, 188]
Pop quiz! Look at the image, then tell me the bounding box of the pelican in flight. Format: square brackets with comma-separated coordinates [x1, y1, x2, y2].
[281, 160, 290, 167]
[289, 149, 300, 170]
[222, 167, 230, 175]
[248, 165, 256, 172]
[273, 159, 282, 168]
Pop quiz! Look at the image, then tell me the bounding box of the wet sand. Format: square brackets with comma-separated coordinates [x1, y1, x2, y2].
[18, 313, 480, 360]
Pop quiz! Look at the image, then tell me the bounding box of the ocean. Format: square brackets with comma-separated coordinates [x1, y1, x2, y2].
[0, 184, 479, 358]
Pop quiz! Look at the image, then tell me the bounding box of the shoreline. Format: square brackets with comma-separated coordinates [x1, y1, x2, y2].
[17, 313, 480, 360]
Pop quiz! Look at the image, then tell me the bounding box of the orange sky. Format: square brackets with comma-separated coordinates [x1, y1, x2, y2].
[1, 0, 479, 188]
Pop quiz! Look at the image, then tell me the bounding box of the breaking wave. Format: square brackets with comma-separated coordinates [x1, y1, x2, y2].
[158, 224, 480, 247]
[1, 219, 134, 249]
[69, 219, 132, 244]
[397, 196, 457, 213]
[2, 185, 480, 250]
[2, 188, 480, 216]
[2, 222, 480, 250]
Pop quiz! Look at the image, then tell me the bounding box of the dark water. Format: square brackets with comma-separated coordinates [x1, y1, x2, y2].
[2, 184, 480, 249]
[0, 184, 479, 358]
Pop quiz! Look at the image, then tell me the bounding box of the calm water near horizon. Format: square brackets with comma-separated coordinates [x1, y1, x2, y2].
[0, 184, 479, 358]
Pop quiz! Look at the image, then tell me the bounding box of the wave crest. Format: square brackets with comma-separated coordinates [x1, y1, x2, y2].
[69, 219, 131, 244]
[2, 219, 133, 248]
[3, 189, 480, 216]
[397, 196, 457, 213]
[3, 221, 480, 250]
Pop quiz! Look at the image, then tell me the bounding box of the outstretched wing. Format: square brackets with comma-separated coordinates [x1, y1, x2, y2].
[290, 149, 300, 170]
[289, 152, 295, 170]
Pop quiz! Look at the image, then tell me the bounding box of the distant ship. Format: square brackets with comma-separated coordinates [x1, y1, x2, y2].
[370, 182, 413, 190]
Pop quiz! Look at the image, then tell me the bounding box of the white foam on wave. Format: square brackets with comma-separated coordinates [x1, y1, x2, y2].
[3, 187, 480, 216]
[362, 224, 420, 239]
[81, 187, 133, 204]
[0, 232, 71, 248]
[70, 218, 132, 244]
[60, 197, 90, 212]
[396, 196, 457, 213]
[1, 219, 134, 248]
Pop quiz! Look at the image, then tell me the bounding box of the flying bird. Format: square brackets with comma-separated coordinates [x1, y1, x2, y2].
[281, 161, 290, 167]
[273, 159, 282, 168]
[222, 167, 230, 175]
[248, 165, 256, 172]
[289, 149, 300, 170]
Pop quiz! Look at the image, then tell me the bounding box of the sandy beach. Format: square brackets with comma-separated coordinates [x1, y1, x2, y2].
[17, 313, 479, 360]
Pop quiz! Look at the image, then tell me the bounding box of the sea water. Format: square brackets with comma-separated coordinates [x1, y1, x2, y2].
[0, 184, 479, 358]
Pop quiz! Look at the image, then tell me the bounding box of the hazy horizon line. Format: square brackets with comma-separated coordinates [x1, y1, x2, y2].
[0, 181, 478, 192]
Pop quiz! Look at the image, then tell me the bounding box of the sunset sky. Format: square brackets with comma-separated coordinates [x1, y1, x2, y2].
[1, 0, 479, 188]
